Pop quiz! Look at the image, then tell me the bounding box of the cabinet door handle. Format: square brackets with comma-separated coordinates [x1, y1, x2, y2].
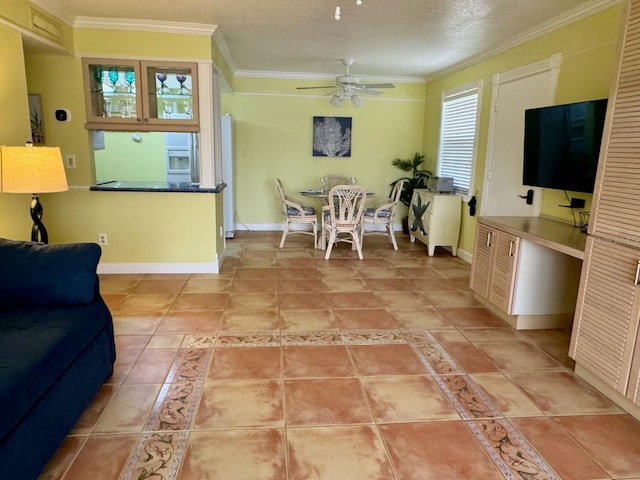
[634, 260, 640, 286]
[509, 240, 515, 257]
[486, 231, 492, 247]
[136, 118, 142, 123]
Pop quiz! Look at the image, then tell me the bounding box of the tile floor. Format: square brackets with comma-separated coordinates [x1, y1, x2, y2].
[39, 232, 640, 480]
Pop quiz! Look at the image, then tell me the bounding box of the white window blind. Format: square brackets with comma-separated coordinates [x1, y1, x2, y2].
[438, 84, 481, 196]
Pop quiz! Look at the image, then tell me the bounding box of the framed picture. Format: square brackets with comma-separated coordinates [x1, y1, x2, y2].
[28, 94, 45, 145]
[312, 116, 352, 157]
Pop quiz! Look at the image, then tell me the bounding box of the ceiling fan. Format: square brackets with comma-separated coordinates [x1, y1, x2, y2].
[297, 59, 395, 106]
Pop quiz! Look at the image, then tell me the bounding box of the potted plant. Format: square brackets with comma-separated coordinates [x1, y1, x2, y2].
[390, 152, 432, 233]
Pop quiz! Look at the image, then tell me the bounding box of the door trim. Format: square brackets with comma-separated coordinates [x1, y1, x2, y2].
[480, 54, 562, 216]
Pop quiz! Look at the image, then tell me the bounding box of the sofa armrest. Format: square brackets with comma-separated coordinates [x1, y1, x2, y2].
[0, 238, 102, 307]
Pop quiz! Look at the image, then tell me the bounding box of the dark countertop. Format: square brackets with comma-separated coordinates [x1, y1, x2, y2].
[90, 181, 226, 193]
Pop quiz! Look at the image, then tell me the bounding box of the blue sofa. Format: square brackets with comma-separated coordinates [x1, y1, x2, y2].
[0, 239, 116, 480]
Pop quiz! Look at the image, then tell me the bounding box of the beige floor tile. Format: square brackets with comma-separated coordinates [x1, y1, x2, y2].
[94, 384, 161, 433]
[195, 379, 283, 428]
[511, 416, 610, 480]
[329, 292, 382, 309]
[227, 290, 278, 310]
[284, 378, 372, 425]
[220, 309, 280, 332]
[362, 375, 460, 422]
[124, 348, 177, 384]
[146, 334, 184, 349]
[348, 344, 428, 375]
[181, 429, 285, 480]
[475, 340, 565, 372]
[287, 425, 396, 480]
[181, 277, 233, 293]
[387, 307, 451, 329]
[283, 345, 354, 378]
[437, 307, 505, 327]
[62, 435, 138, 480]
[208, 346, 282, 379]
[130, 278, 188, 294]
[280, 309, 337, 331]
[171, 293, 229, 310]
[334, 308, 399, 330]
[157, 310, 223, 334]
[507, 371, 623, 415]
[115, 334, 151, 350]
[442, 342, 500, 373]
[112, 313, 164, 335]
[111, 293, 177, 313]
[231, 278, 279, 292]
[380, 421, 504, 480]
[278, 278, 326, 292]
[470, 374, 542, 417]
[552, 414, 640, 478]
[279, 292, 331, 309]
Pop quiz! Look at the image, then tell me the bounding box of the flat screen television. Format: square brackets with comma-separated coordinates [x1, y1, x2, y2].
[523, 99, 607, 194]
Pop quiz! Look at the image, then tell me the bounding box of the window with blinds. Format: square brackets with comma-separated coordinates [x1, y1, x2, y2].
[437, 82, 482, 196]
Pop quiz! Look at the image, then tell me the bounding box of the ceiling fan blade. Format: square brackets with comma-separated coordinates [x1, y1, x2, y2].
[356, 87, 384, 95]
[361, 83, 395, 89]
[296, 86, 336, 90]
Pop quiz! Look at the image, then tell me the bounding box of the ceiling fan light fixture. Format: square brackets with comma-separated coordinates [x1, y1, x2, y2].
[334, 6, 341, 20]
[356, 0, 362, 5]
[351, 94, 363, 107]
[330, 94, 343, 107]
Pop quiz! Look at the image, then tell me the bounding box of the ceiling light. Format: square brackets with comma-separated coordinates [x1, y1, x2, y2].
[330, 94, 343, 107]
[334, 6, 341, 20]
[356, 0, 362, 5]
[351, 94, 363, 107]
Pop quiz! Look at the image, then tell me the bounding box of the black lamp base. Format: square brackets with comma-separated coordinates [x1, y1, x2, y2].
[30, 194, 48, 244]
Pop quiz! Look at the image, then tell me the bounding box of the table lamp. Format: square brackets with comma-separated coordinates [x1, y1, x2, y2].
[0, 144, 68, 244]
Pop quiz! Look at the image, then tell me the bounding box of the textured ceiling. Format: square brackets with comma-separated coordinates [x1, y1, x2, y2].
[38, 0, 618, 79]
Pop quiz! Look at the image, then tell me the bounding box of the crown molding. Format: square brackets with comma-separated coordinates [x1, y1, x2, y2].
[234, 69, 425, 84]
[212, 30, 237, 73]
[29, 0, 75, 26]
[73, 16, 217, 35]
[426, 0, 622, 82]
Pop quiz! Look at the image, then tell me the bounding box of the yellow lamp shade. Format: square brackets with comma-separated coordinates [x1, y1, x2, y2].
[0, 146, 68, 194]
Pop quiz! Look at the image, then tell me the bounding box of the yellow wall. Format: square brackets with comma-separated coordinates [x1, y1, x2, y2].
[94, 132, 167, 182]
[0, 2, 625, 268]
[0, 16, 224, 268]
[423, 5, 622, 255]
[228, 77, 425, 225]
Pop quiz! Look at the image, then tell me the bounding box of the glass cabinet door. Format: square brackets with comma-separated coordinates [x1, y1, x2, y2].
[82, 59, 142, 125]
[141, 61, 199, 127]
[82, 59, 198, 132]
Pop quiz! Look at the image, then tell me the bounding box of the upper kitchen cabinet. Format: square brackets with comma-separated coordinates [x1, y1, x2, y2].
[82, 59, 199, 132]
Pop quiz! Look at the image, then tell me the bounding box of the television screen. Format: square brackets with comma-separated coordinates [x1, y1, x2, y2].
[523, 99, 607, 194]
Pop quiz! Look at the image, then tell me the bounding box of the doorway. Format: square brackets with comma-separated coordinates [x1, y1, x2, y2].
[481, 54, 562, 216]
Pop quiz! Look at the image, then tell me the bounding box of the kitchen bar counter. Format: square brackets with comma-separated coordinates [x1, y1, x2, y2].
[90, 181, 226, 193]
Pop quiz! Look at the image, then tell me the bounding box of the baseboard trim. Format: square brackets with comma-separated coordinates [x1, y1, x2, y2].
[235, 223, 404, 232]
[456, 248, 473, 264]
[98, 259, 220, 274]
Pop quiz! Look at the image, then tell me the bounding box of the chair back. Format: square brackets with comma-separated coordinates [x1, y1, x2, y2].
[389, 179, 405, 211]
[327, 185, 366, 226]
[276, 178, 295, 217]
[321, 175, 357, 191]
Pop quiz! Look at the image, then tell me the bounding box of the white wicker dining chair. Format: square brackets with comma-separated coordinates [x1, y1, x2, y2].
[361, 179, 405, 250]
[321, 185, 366, 260]
[320, 175, 357, 191]
[276, 178, 318, 248]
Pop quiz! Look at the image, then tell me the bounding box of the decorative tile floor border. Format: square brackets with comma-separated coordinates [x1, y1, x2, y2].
[119, 329, 560, 479]
[411, 330, 560, 480]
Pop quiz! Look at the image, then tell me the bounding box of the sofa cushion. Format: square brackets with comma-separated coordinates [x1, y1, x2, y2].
[0, 300, 111, 441]
[0, 239, 101, 307]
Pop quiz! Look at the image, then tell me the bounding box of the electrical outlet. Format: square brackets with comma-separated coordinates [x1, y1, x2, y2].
[98, 233, 108, 246]
[65, 154, 76, 169]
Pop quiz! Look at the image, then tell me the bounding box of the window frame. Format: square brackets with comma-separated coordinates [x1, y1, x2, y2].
[436, 80, 483, 200]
